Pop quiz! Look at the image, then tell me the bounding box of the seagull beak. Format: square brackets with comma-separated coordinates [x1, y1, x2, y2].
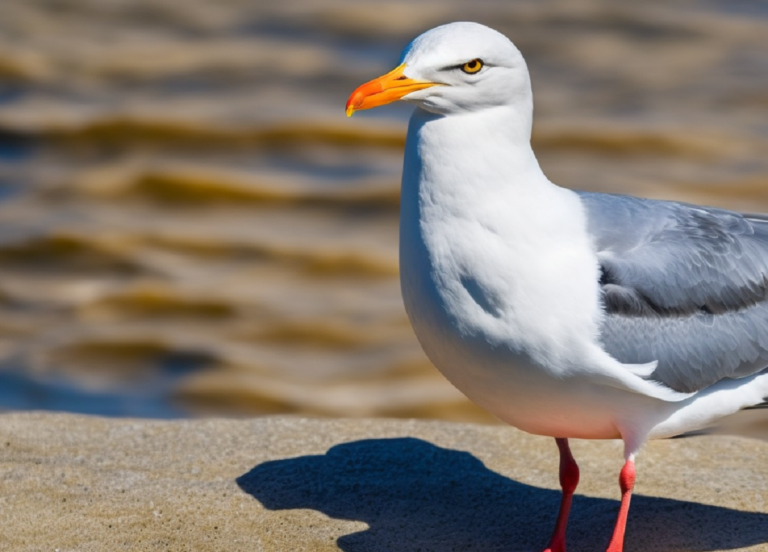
[346, 63, 440, 117]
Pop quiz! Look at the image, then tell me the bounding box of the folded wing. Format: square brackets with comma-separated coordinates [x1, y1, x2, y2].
[578, 191, 768, 393]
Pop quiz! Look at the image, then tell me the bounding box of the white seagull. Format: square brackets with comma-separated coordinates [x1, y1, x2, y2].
[346, 21, 768, 552]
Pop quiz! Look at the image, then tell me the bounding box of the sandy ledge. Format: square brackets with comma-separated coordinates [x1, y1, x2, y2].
[1, 412, 767, 551]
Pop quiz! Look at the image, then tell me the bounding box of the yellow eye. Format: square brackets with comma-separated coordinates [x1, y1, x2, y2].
[461, 59, 484, 74]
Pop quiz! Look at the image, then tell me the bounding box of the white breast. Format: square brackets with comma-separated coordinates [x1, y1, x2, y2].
[398, 107, 621, 437]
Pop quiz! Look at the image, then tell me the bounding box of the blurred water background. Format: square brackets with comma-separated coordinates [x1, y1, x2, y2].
[0, 0, 766, 421]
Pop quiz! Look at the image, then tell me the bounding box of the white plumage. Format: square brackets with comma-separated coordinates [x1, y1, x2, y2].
[347, 21, 768, 552]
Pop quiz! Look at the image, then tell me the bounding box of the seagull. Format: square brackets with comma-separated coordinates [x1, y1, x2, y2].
[346, 21, 768, 552]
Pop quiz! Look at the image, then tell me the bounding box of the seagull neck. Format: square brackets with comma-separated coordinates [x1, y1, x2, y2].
[404, 105, 544, 193]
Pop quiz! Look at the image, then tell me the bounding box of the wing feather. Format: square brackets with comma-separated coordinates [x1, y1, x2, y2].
[578, 191, 768, 393]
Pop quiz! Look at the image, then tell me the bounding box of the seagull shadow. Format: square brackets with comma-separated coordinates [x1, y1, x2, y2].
[236, 437, 768, 552]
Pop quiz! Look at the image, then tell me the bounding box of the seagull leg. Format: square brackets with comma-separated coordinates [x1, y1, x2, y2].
[543, 438, 580, 552]
[604, 455, 636, 552]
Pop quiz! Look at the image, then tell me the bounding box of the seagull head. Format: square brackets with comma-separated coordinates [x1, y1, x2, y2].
[346, 22, 531, 117]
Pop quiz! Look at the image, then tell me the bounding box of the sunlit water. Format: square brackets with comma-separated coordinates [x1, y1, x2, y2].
[0, 0, 766, 421]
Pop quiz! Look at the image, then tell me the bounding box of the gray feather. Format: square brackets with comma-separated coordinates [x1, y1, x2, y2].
[578, 191, 768, 393]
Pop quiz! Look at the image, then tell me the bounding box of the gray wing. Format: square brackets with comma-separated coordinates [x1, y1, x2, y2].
[577, 191, 768, 393]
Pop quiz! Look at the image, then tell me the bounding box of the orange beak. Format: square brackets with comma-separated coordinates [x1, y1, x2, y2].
[346, 63, 440, 117]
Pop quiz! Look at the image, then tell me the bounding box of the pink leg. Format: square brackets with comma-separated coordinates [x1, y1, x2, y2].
[605, 459, 636, 552]
[543, 438, 580, 552]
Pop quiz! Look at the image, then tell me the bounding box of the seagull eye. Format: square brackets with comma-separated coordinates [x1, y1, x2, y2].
[461, 59, 484, 74]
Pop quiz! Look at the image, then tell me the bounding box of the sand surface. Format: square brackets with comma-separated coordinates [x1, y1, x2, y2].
[1, 412, 768, 551]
